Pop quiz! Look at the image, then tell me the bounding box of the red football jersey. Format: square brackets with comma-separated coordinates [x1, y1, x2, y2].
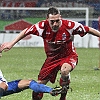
[25, 19, 89, 59]
[25, 19, 89, 82]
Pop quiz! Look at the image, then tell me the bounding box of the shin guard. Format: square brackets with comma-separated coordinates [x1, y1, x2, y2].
[59, 75, 70, 100]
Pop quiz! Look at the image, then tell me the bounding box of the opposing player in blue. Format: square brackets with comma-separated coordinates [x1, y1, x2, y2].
[0, 70, 66, 98]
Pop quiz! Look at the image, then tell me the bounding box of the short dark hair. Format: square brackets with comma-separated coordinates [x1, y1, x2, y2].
[47, 7, 60, 18]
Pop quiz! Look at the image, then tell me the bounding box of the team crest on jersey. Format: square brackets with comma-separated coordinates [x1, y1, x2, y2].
[77, 27, 82, 32]
[62, 33, 66, 40]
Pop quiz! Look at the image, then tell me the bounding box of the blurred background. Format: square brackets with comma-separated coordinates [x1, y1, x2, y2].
[0, 0, 100, 19]
[0, 1, 100, 100]
[0, 0, 100, 48]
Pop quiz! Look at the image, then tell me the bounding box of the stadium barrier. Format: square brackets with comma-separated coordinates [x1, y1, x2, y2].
[0, 31, 99, 48]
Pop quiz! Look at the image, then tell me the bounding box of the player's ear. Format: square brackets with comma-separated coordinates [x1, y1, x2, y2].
[60, 15, 62, 19]
[46, 17, 48, 19]
[46, 15, 49, 19]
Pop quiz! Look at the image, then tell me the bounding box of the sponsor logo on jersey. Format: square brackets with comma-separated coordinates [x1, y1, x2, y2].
[46, 32, 50, 34]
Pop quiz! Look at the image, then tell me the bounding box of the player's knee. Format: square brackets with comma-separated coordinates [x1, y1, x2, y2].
[61, 63, 72, 75]
[0, 82, 8, 90]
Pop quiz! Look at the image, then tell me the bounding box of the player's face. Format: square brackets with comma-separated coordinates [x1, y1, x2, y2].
[47, 14, 61, 32]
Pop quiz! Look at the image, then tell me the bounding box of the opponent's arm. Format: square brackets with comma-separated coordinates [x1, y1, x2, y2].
[88, 27, 100, 37]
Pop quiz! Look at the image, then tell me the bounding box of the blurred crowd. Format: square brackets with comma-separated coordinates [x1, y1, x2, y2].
[0, 0, 100, 20]
[0, 0, 100, 8]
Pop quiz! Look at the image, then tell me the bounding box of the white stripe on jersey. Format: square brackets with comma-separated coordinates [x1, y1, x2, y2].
[66, 21, 86, 36]
[73, 21, 86, 32]
[25, 25, 34, 34]
[35, 24, 44, 36]
[72, 41, 76, 53]
[66, 28, 73, 36]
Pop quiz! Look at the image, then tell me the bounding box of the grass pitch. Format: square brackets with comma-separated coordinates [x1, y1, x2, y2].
[0, 47, 100, 100]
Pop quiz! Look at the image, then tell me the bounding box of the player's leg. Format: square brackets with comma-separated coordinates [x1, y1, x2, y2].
[3, 79, 63, 97]
[0, 82, 8, 98]
[29, 80, 52, 93]
[60, 63, 71, 100]
[31, 80, 65, 99]
[32, 80, 48, 100]
[3, 79, 33, 96]
[2, 79, 27, 96]
[31, 72, 66, 99]
[0, 87, 5, 98]
[0, 82, 7, 90]
[17, 79, 53, 93]
[0, 70, 8, 98]
[59, 55, 78, 100]
[30, 80, 64, 96]
[2, 79, 44, 97]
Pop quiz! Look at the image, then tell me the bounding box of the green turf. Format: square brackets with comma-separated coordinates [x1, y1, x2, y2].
[0, 48, 100, 100]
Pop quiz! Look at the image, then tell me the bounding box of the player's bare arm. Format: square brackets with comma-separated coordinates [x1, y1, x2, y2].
[88, 27, 100, 37]
[11, 28, 27, 45]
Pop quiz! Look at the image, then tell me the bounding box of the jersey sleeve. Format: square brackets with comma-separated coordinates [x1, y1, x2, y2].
[24, 21, 45, 36]
[72, 21, 89, 37]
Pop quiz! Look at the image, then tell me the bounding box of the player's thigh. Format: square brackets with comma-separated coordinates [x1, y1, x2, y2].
[18, 79, 32, 89]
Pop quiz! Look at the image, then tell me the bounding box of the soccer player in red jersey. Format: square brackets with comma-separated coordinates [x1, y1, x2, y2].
[0, 7, 100, 100]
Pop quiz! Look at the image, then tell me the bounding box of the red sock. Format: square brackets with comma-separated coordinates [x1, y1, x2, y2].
[60, 93, 67, 100]
[59, 78, 70, 87]
[32, 91, 43, 100]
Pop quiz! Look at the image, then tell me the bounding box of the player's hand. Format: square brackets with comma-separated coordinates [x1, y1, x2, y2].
[0, 52, 2, 57]
[0, 44, 2, 57]
[0, 42, 13, 52]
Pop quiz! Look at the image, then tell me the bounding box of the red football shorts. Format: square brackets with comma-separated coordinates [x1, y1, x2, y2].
[38, 53, 78, 83]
